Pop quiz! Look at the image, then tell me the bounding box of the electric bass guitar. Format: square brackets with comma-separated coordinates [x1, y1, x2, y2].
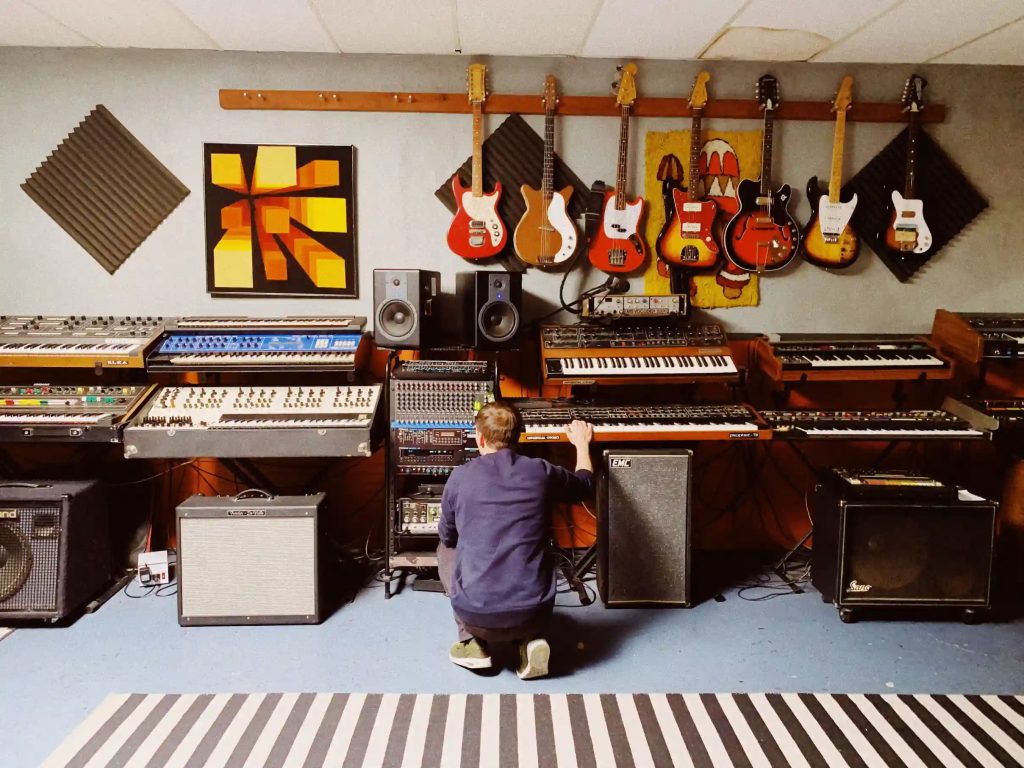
[447, 64, 507, 260]
[514, 75, 579, 268]
[880, 74, 932, 256]
[723, 74, 800, 273]
[803, 75, 860, 269]
[660, 71, 718, 271]
[588, 63, 646, 274]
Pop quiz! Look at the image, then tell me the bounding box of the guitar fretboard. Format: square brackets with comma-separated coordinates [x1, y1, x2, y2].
[828, 109, 847, 202]
[688, 108, 703, 201]
[542, 109, 555, 207]
[760, 107, 775, 196]
[615, 105, 630, 210]
[905, 109, 920, 198]
[471, 101, 483, 198]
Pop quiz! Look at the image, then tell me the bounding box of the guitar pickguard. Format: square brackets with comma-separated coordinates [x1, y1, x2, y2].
[816, 195, 858, 241]
[889, 191, 933, 254]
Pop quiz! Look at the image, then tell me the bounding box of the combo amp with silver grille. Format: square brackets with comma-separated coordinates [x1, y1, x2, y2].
[176, 491, 325, 626]
[0, 480, 110, 621]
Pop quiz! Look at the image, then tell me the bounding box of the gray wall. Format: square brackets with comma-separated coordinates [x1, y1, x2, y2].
[1, 48, 1021, 333]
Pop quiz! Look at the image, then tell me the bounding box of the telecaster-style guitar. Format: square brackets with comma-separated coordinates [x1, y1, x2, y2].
[661, 72, 719, 271]
[447, 63, 507, 260]
[514, 75, 579, 268]
[803, 76, 860, 269]
[723, 74, 800, 273]
[588, 63, 647, 274]
[880, 74, 932, 256]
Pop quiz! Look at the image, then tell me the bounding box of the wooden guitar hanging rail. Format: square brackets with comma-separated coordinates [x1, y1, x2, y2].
[219, 89, 946, 123]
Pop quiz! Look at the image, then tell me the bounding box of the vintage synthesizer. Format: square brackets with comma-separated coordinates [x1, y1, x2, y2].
[932, 310, 1024, 363]
[514, 400, 770, 441]
[123, 384, 381, 458]
[942, 397, 1024, 434]
[146, 316, 368, 373]
[754, 335, 952, 383]
[0, 383, 156, 442]
[540, 321, 737, 385]
[763, 409, 986, 440]
[0, 316, 165, 370]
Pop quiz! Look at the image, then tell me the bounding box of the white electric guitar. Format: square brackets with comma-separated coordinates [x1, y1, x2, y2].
[882, 74, 932, 256]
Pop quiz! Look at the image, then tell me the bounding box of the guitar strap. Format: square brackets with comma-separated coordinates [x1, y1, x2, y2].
[584, 180, 606, 244]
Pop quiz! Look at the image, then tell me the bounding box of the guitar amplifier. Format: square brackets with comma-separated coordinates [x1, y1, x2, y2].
[176, 491, 324, 626]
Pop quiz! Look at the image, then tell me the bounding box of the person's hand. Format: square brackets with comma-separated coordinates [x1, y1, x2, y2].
[565, 420, 594, 448]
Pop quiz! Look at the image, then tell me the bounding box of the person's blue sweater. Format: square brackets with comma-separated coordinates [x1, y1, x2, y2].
[439, 448, 594, 629]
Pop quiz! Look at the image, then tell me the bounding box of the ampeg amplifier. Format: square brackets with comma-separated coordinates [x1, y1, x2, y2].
[176, 491, 325, 626]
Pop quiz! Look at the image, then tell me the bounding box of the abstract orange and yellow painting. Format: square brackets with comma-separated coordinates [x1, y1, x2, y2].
[204, 143, 357, 297]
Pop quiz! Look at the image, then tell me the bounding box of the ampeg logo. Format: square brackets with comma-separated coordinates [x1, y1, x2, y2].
[610, 458, 632, 469]
[0, 509, 17, 520]
[847, 580, 872, 593]
[228, 509, 267, 517]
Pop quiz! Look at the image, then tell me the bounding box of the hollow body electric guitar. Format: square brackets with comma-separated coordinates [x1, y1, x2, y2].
[588, 63, 647, 274]
[803, 76, 860, 269]
[660, 72, 718, 270]
[723, 74, 800, 273]
[514, 76, 578, 268]
[447, 64, 507, 260]
[880, 74, 932, 256]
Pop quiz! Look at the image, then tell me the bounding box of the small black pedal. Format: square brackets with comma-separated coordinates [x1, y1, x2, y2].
[411, 577, 445, 594]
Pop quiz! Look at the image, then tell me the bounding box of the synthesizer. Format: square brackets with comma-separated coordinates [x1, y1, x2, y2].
[123, 385, 381, 458]
[514, 400, 770, 442]
[754, 335, 952, 383]
[932, 310, 1024, 363]
[0, 316, 165, 370]
[942, 397, 1024, 434]
[540, 321, 737, 385]
[146, 316, 368, 373]
[0, 383, 156, 442]
[762, 410, 986, 440]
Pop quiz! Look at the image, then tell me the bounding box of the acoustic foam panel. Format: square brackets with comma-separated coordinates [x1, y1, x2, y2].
[21, 105, 190, 275]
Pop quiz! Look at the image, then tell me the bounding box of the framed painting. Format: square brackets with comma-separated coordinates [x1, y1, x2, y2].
[204, 143, 357, 298]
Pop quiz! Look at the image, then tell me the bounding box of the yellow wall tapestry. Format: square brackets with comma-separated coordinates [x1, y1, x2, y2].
[643, 129, 764, 308]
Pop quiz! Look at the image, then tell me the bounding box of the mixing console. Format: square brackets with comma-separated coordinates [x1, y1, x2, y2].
[123, 385, 381, 458]
[389, 360, 495, 424]
[0, 383, 156, 442]
[0, 316, 165, 369]
[762, 409, 985, 440]
[932, 310, 1024, 363]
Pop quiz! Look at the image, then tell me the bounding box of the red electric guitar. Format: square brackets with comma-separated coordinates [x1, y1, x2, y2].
[447, 64, 507, 260]
[587, 63, 647, 274]
[723, 74, 800, 273]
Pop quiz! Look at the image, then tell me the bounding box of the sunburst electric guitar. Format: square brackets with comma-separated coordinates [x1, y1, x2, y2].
[723, 74, 800, 273]
[803, 76, 860, 269]
[588, 63, 646, 274]
[514, 76, 578, 268]
[447, 64, 507, 260]
[880, 74, 932, 256]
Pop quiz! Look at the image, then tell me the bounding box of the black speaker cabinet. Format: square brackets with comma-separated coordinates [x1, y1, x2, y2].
[0, 480, 110, 621]
[811, 478, 996, 623]
[457, 270, 522, 349]
[598, 449, 693, 607]
[373, 269, 440, 349]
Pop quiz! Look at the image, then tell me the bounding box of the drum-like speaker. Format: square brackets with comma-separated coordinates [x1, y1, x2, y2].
[457, 271, 522, 349]
[373, 269, 440, 349]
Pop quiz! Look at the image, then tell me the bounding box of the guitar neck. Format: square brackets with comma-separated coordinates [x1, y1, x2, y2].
[688, 109, 702, 201]
[542, 109, 555, 205]
[904, 111, 920, 198]
[827, 110, 847, 202]
[614, 105, 630, 210]
[471, 101, 483, 197]
[760, 109, 775, 195]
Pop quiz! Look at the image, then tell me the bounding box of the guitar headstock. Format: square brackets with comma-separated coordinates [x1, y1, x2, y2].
[901, 73, 927, 113]
[832, 75, 854, 112]
[612, 63, 638, 108]
[756, 74, 780, 111]
[467, 63, 488, 105]
[689, 71, 711, 110]
[542, 75, 559, 114]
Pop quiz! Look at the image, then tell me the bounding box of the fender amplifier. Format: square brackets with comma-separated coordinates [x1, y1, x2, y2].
[176, 491, 325, 626]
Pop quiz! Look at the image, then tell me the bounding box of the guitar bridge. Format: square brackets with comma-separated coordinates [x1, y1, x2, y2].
[608, 249, 626, 266]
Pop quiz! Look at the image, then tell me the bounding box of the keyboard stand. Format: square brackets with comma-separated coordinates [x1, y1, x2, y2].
[556, 543, 597, 606]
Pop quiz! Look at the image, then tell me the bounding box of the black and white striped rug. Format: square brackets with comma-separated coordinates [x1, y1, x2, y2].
[44, 692, 1024, 767]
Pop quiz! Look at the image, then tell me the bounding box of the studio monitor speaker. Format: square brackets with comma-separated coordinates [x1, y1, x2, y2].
[598, 449, 693, 607]
[373, 269, 440, 349]
[0, 479, 110, 621]
[457, 270, 522, 349]
[177, 491, 325, 626]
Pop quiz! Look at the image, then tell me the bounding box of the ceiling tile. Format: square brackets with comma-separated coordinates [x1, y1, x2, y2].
[311, 0, 457, 54]
[582, 0, 748, 60]
[0, 0, 95, 46]
[813, 0, 1024, 63]
[702, 27, 829, 61]
[167, 0, 336, 52]
[730, 0, 898, 42]
[932, 16, 1024, 64]
[456, 0, 600, 56]
[26, 0, 216, 49]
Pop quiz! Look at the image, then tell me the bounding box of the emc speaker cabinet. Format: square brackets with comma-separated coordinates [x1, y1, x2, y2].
[811, 483, 996, 623]
[598, 449, 693, 607]
[373, 269, 440, 349]
[176, 491, 325, 626]
[457, 270, 522, 349]
[0, 479, 110, 621]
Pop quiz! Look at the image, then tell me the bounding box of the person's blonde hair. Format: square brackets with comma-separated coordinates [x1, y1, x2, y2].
[474, 401, 521, 449]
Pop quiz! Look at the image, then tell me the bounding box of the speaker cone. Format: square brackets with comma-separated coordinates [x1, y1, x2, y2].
[0, 522, 32, 603]
[377, 299, 417, 341]
[849, 516, 927, 592]
[478, 301, 519, 343]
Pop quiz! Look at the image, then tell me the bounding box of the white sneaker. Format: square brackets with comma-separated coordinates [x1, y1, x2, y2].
[517, 638, 550, 680]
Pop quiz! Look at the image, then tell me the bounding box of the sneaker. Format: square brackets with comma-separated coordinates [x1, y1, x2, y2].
[517, 638, 551, 680]
[449, 639, 492, 670]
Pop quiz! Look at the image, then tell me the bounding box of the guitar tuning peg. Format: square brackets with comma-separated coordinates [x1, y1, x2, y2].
[611, 80, 620, 91]
[616, 65, 623, 72]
